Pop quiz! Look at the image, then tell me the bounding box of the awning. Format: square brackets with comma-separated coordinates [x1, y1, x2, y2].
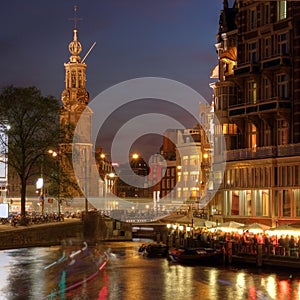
[220, 47, 237, 62]
[210, 64, 219, 79]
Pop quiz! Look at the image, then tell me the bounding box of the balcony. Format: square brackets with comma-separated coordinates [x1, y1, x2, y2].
[229, 97, 291, 118]
[234, 63, 259, 75]
[261, 55, 291, 69]
[225, 143, 300, 162]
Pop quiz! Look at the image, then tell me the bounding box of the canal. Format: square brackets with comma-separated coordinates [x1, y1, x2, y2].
[0, 241, 299, 300]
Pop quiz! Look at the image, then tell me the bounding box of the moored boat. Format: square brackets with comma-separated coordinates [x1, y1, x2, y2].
[139, 242, 169, 258]
[168, 247, 223, 265]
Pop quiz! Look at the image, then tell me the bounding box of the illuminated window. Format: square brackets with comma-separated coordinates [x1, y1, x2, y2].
[177, 188, 181, 198]
[231, 191, 239, 215]
[190, 171, 199, 182]
[190, 155, 199, 166]
[277, 1, 287, 21]
[177, 172, 181, 182]
[183, 187, 189, 198]
[247, 81, 257, 104]
[183, 172, 188, 182]
[246, 190, 252, 216]
[262, 190, 269, 216]
[183, 156, 188, 166]
[295, 190, 300, 216]
[222, 123, 238, 135]
[282, 190, 291, 217]
[248, 123, 257, 149]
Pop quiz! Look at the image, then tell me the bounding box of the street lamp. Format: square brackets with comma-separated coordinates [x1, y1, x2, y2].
[48, 149, 62, 220]
[104, 172, 116, 210]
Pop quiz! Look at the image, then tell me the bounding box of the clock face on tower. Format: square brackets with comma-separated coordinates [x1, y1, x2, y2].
[61, 88, 89, 111]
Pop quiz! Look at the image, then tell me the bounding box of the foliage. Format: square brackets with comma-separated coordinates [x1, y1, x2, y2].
[0, 86, 61, 222]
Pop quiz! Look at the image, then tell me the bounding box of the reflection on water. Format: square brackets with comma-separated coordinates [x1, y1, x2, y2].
[1, 241, 300, 299]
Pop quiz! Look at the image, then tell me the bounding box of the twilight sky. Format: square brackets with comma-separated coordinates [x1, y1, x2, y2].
[0, 0, 231, 160]
[0, 0, 228, 101]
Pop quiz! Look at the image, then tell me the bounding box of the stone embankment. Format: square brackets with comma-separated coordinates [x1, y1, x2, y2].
[0, 212, 133, 250]
[0, 219, 84, 250]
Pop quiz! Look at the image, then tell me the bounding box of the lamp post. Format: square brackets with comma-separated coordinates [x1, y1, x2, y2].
[48, 149, 62, 221]
[104, 172, 116, 210]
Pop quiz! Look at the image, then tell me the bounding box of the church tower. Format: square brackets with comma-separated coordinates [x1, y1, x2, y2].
[59, 9, 95, 208]
[61, 23, 89, 124]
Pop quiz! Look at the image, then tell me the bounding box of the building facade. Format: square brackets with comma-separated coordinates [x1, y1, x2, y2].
[211, 0, 300, 226]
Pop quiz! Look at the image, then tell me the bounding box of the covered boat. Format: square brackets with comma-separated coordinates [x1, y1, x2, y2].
[139, 242, 169, 258]
[169, 247, 223, 265]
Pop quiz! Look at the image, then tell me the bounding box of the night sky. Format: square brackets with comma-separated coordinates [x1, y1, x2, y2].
[0, 0, 230, 159]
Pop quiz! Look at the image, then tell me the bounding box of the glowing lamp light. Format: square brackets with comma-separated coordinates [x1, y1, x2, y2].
[36, 178, 44, 189]
[132, 153, 139, 160]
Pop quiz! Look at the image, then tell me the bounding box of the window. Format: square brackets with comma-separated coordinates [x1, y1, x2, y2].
[282, 190, 290, 217]
[262, 77, 271, 100]
[231, 191, 239, 215]
[248, 42, 257, 63]
[249, 9, 257, 30]
[263, 37, 271, 58]
[277, 119, 288, 145]
[263, 4, 270, 25]
[177, 172, 181, 182]
[248, 123, 257, 149]
[277, 74, 288, 98]
[277, 1, 287, 21]
[190, 155, 199, 166]
[183, 156, 188, 166]
[183, 172, 188, 182]
[190, 171, 199, 182]
[247, 80, 257, 104]
[295, 190, 300, 217]
[278, 33, 287, 55]
[245, 190, 252, 216]
[177, 188, 181, 198]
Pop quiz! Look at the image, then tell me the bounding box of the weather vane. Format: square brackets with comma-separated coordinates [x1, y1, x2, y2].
[69, 5, 82, 29]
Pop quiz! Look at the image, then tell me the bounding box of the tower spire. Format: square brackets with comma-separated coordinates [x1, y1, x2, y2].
[69, 5, 82, 30]
[68, 6, 83, 63]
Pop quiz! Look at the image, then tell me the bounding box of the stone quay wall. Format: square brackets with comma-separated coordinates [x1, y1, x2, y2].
[0, 221, 84, 250]
[0, 212, 133, 250]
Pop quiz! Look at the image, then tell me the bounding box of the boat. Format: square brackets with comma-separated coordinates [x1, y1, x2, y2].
[168, 247, 223, 265]
[44, 242, 110, 299]
[139, 242, 169, 258]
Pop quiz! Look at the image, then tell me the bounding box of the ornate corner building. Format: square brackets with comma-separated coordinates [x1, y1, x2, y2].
[211, 0, 300, 226]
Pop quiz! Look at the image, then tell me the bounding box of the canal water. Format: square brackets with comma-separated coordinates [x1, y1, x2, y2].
[0, 241, 300, 300]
